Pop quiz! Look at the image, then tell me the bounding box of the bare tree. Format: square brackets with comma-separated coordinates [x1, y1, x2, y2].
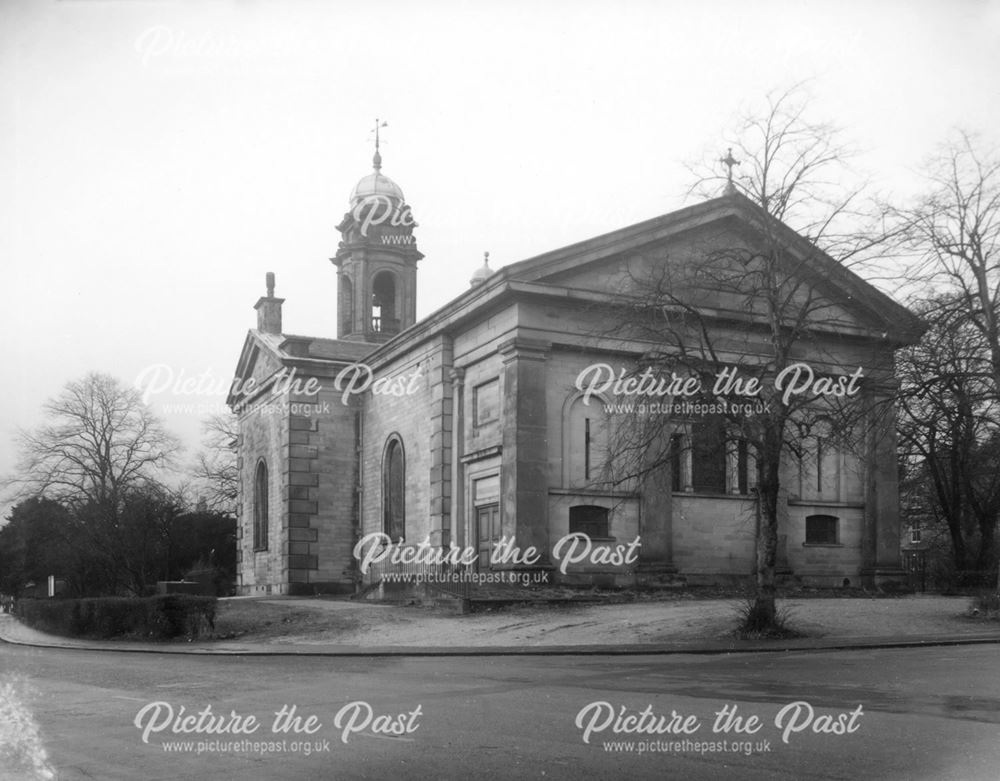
[189, 412, 239, 515]
[887, 132, 1000, 583]
[5, 372, 179, 509]
[896, 132, 1000, 400]
[897, 295, 1000, 578]
[604, 88, 906, 631]
[3, 373, 180, 594]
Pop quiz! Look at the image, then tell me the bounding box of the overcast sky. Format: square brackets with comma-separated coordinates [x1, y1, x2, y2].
[2, 0, 999, 515]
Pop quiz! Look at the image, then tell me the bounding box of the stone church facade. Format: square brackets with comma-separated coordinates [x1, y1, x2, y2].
[227, 148, 925, 596]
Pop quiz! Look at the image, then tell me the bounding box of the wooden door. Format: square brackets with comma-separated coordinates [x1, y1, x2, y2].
[476, 504, 500, 571]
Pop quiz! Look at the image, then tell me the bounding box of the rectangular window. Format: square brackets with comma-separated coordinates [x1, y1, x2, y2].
[805, 514, 839, 545]
[670, 433, 684, 492]
[910, 529, 921, 544]
[473, 379, 500, 427]
[473, 474, 500, 505]
[816, 437, 824, 493]
[737, 439, 750, 495]
[691, 419, 726, 493]
[569, 505, 610, 539]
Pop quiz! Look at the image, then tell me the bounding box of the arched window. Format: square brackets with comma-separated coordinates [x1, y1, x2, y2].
[371, 271, 398, 333]
[253, 460, 268, 551]
[383, 436, 405, 541]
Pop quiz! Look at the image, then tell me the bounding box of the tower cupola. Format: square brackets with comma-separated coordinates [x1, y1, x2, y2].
[332, 120, 422, 344]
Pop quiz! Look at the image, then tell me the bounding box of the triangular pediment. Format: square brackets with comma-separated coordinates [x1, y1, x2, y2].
[499, 194, 925, 344]
[226, 331, 287, 408]
[227, 329, 379, 409]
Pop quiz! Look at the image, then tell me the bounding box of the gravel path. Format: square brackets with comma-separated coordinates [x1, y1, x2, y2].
[259, 595, 986, 647]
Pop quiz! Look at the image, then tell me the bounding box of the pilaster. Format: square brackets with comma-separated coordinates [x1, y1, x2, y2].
[498, 336, 551, 566]
[427, 338, 455, 548]
[861, 394, 905, 585]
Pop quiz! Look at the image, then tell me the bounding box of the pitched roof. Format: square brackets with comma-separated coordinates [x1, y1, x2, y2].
[232, 191, 926, 387]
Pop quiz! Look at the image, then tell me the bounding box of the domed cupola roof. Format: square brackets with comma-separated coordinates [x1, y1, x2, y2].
[349, 147, 405, 205]
[470, 251, 493, 287]
[349, 120, 406, 207]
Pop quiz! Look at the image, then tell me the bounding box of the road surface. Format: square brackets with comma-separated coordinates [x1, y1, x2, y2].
[1, 643, 998, 780]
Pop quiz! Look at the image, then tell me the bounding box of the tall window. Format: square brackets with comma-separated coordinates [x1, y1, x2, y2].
[798, 419, 840, 500]
[383, 436, 406, 541]
[691, 418, 726, 493]
[736, 438, 750, 495]
[371, 271, 398, 333]
[253, 460, 268, 551]
[566, 396, 607, 486]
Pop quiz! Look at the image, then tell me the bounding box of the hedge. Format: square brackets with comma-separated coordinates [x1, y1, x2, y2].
[15, 595, 216, 640]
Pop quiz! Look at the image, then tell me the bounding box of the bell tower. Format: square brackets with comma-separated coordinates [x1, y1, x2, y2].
[332, 121, 422, 343]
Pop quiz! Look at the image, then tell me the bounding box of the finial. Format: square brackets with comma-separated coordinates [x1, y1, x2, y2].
[719, 147, 739, 194]
[483, 251, 490, 268]
[265, 271, 275, 298]
[372, 118, 387, 172]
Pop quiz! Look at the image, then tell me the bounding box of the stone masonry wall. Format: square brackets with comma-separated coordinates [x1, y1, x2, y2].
[284, 380, 360, 594]
[361, 339, 444, 553]
[236, 395, 287, 594]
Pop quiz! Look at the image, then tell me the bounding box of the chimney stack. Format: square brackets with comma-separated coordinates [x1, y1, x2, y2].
[254, 272, 285, 335]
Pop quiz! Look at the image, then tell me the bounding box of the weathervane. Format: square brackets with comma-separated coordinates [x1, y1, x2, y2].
[371, 118, 388, 171]
[719, 147, 739, 192]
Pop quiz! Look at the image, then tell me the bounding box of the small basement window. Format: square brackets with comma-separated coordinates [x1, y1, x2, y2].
[805, 514, 839, 546]
[569, 505, 610, 539]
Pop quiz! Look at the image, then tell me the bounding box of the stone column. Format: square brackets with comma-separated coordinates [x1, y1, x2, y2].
[498, 337, 551, 567]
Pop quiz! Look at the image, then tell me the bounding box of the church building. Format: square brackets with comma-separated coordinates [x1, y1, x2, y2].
[227, 141, 925, 596]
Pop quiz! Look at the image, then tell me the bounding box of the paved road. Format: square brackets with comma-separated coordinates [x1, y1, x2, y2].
[1, 643, 999, 780]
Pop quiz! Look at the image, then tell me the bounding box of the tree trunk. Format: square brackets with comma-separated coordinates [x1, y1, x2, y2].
[748, 425, 783, 631]
[975, 514, 996, 574]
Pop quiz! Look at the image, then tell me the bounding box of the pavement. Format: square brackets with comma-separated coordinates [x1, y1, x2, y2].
[3, 596, 1000, 656]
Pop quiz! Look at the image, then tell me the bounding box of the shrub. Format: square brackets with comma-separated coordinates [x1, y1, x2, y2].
[734, 593, 802, 640]
[941, 570, 996, 595]
[152, 594, 216, 639]
[15, 595, 216, 640]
